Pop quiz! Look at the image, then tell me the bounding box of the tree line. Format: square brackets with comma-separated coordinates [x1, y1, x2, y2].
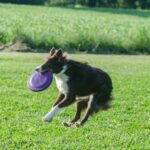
[0, 0, 150, 9]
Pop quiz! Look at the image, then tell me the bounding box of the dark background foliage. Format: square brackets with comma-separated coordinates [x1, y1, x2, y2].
[0, 0, 150, 9]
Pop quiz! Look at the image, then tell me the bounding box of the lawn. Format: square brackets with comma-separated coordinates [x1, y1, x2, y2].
[0, 3, 150, 54]
[0, 53, 149, 149]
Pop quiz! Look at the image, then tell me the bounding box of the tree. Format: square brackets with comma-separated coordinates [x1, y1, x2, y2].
[88, 0, 96, 7]
[139, 0, 147, 9]
[125, 0, 136, 8]
[71, 0, 76, 5]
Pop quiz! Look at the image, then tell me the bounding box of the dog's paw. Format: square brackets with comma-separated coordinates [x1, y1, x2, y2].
[42, 116, 53, 122]
[75, 122, 82, 128]
[62, 122, 74, 127]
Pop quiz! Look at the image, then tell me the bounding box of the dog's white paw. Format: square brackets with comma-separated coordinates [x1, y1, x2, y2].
[42, 116, 53, 122]
[75, 122, 82, 128]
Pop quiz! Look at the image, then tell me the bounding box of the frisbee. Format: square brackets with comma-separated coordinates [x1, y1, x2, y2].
[28, 70, 53, 92]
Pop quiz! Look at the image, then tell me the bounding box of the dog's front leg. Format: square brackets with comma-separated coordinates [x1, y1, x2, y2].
[43, 93, 64, 122]
[53, 93, 65, 107]
[58, 94, 75, 108]
[43, 93, 75, 122]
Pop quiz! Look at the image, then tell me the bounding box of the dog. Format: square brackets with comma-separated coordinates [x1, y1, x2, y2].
[36, 47, 113, 127]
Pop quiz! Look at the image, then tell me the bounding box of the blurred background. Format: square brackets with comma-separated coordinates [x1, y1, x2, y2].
[0, 0, 150, 54]
[0, 0, 150, 9]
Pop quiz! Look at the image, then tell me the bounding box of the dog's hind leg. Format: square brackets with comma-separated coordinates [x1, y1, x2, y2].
[63, 100, 88, 127]
[75, 95, 95, 127]
[71, 101, 88, 123]
[76, 91, 113, 127]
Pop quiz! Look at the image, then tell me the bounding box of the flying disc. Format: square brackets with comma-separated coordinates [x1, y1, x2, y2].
[28, 70, 53, 92]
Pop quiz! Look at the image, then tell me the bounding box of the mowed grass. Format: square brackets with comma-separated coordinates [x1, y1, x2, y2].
[0, 53, 150, 149]
[0, 3, 150, 54]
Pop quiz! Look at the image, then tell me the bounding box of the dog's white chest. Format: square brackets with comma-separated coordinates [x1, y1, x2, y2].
[54, 73, 69, 94]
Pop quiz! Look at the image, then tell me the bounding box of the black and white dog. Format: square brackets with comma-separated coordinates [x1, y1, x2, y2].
[36, 48, 113, 127]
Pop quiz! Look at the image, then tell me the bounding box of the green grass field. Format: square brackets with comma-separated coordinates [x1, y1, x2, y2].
[0, 3, 150, 54]
[0, 53, 149, 149]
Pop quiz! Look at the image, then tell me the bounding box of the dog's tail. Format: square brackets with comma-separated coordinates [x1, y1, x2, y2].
[94, 85, 113, 113]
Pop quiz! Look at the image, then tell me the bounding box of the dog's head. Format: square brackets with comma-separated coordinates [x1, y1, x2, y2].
[36, 47, 67, 74]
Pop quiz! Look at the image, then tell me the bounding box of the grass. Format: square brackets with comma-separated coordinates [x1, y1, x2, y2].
[0, 3, 150, 54]
[0, 53, 150, 149]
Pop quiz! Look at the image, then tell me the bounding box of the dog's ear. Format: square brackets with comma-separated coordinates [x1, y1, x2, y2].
[55, 48, 63, 59]
[50, 47, 56, 56]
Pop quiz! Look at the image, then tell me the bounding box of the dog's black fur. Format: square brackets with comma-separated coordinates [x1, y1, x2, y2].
[36, 48, 113, 127]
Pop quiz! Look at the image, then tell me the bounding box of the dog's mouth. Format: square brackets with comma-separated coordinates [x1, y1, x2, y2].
[35, 65, 50, 73]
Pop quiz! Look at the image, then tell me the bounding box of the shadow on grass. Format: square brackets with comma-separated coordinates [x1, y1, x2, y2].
[17, 33, 61, 53]
[1, 27, 150, 54]
[1, 38, 150, 54]
[19, 32, 150, 54]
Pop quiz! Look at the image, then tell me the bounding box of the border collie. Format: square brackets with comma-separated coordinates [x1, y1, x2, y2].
[36, 48, 113, 127]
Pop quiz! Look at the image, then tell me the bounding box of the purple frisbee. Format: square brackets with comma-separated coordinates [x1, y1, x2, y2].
[28, 70, 53, 92]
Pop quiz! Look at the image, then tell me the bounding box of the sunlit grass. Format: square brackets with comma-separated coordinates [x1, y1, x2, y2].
[0, 53, 149, 149]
